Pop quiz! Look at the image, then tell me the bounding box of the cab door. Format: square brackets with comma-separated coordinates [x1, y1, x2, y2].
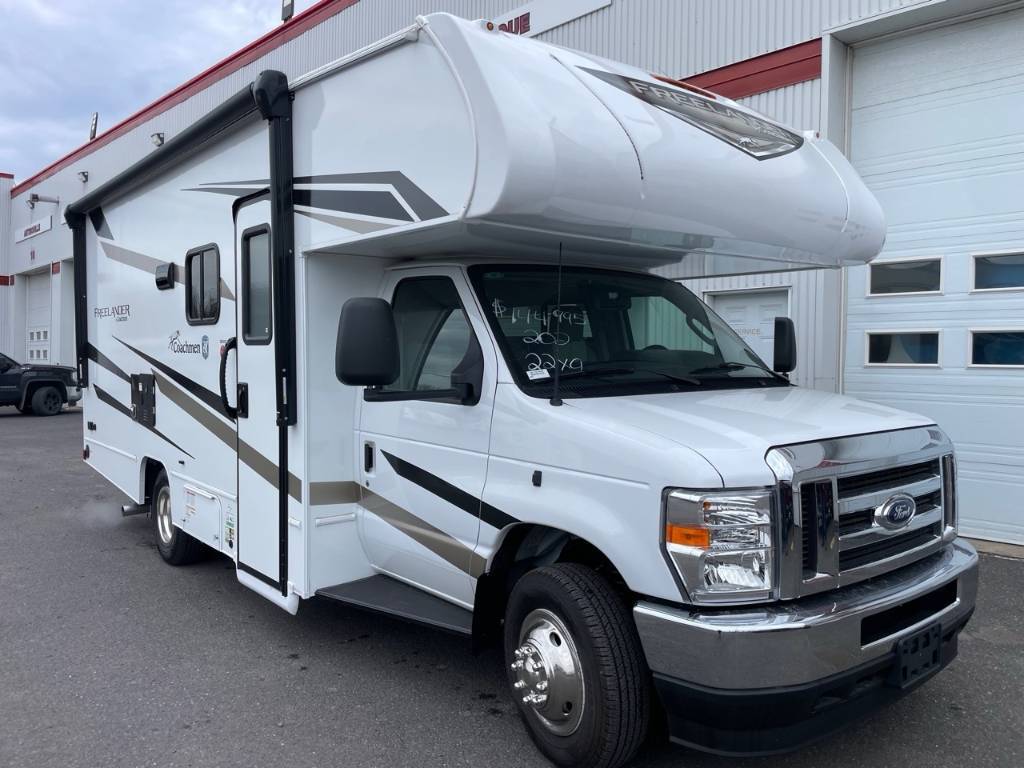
[357, 268, 498, 607]
[233, 195, 282, 586]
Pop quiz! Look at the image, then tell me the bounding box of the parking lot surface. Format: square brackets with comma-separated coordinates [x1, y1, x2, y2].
[1, 410, 1022, 768]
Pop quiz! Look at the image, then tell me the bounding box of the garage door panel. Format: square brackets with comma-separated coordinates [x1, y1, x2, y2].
[846, 7, 1024, 544]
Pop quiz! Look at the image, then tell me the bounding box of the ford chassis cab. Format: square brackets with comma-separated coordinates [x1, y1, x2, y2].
[65, 14, 978, 768]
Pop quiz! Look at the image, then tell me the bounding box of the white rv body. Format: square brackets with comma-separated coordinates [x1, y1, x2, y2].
[67, 14, 977, 763]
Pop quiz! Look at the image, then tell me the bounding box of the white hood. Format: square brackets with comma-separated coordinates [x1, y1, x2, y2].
[565, 387, 933, 486]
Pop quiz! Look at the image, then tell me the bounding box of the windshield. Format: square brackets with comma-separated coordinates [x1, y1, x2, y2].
[469, 265, 789, 398]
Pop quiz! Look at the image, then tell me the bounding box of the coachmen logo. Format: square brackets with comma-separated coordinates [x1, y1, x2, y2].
[875, 493, 917, 531]
[168, 331, 208, 359]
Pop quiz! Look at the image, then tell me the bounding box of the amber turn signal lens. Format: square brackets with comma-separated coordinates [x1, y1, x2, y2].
[665, 524, 710, 548]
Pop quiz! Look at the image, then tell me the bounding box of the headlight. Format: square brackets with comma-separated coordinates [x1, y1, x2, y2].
[663, 488, 775, 604]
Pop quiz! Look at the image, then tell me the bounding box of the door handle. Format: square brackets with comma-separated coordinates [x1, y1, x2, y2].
[364, 442, 375, 473]
[219, 337, 238, 419]
[236, 383, 249, 419]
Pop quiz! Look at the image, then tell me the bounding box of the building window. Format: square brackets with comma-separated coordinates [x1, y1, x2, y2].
[185, 245, 220, 325]
[868, 258, 941, 295]
[241, 227, 272, 344]
[866, 331, 940, 366]
[973, 253, 1024, 291]
[970, 330, 1024, 367]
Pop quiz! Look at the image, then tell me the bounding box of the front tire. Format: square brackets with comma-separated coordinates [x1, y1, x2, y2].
[30, 386, 63, 416]
[504, 564, 650, 768]
[151, 470, 203, 565]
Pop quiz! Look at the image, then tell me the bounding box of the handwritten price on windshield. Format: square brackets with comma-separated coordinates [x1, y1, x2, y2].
[526, 353, 583, 373]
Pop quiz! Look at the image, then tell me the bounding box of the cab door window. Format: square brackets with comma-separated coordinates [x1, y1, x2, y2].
[383, 277, 476, 395]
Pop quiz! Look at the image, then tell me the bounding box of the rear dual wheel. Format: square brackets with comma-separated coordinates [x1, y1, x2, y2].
[151, 470, 203, 565]
[505, 564, 651, 768]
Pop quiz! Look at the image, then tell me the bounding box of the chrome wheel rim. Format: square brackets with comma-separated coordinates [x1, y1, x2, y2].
[511, 608, 585, 736]
[156, 487, 173, 545]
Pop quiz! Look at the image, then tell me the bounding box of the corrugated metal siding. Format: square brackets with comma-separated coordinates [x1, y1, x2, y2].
[678, 270, 841, 391]
[738, 78, 822, 131]
[540, 0, 920, 77]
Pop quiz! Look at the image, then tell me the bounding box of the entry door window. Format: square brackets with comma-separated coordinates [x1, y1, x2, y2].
[384, 277, 475, 395]
[241, 227, 272, 344]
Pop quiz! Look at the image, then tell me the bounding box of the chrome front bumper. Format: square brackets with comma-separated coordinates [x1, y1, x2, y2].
[635, 538, 978, 690]
[67, 387, 82, 404]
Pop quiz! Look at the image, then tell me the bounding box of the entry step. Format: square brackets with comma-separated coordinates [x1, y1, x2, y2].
[317, 575, 472, 635]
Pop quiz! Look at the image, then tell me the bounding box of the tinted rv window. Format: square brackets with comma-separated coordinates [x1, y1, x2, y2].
[242, 228, 272, 344]
[384, 277, 475, 394]
[185, 246, 220, 324]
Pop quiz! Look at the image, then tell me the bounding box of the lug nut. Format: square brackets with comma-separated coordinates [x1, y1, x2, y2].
[536, 681, 548, 691]
[513, 680, 526, 690]
[510, 660, 524, 671]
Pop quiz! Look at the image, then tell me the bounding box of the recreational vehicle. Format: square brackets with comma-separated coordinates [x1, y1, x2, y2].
[66, 14, 978, 767]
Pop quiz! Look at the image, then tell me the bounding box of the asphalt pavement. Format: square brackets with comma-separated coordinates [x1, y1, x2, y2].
[1, 408, 1021, 768]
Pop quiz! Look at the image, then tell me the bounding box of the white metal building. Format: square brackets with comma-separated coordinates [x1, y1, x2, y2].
[1, 0, 1020, 543]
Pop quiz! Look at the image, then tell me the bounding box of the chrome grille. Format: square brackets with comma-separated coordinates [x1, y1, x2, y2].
[767, 427, 958, 600]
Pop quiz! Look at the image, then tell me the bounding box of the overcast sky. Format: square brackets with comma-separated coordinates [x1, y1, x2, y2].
[0, 0, 317, 182]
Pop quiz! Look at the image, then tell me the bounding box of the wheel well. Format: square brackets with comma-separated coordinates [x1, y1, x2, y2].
[22, 380, 67, 407]
[471, 524, 629, 651]
[140, 458, 164, 505]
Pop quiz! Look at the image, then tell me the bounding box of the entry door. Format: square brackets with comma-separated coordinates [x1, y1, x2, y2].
[234, 196, 281, 583]
[710, 289, 789, 367]
[357, 268, 496, 607]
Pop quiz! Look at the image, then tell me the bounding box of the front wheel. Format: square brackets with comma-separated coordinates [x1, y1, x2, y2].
[30, 386, 63, 416]
[504, 564, 650, 768]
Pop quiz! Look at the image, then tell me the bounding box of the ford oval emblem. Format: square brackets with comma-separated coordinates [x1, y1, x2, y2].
[875, 493, 917, 530]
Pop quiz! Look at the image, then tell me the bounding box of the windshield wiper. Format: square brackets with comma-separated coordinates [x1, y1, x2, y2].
[553, 365, 701, 386]
[690, 361, 777, 377]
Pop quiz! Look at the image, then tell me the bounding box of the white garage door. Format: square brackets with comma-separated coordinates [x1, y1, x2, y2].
[844, 9, 1024, 544]
[710, 289, 788, 369]
[25, 272, 51, 362]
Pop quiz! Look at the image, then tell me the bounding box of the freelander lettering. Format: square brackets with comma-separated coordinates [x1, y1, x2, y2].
[94, 304, 131, 321]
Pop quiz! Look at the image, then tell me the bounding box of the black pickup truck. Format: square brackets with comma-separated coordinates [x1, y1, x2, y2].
[0, 352, 81, 416]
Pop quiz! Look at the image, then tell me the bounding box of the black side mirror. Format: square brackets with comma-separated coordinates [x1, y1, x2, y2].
[154, 262, 175, 290]
[336, 298, 400, 386]
[773, 316, 797, 374]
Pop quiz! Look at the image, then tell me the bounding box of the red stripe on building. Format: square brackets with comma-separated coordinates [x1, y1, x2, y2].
[0, 275, 14, 286]
[51, 262, 61, 275]
[0, 172, 13, 180]
[684, 39, 822, 100]
[11, 0, 360, 196]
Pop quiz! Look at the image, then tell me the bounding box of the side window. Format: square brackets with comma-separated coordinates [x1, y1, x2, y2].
[241, 227, 272, 344]
[385, 277, 476, 394]
[185, 245, 220, 325]
[0, 354, 13, 373]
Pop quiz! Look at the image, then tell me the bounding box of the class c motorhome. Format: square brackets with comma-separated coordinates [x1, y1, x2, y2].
[66, 14, 978, 768]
